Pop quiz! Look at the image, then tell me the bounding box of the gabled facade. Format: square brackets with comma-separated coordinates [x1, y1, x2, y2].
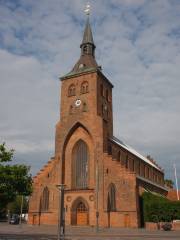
[28, 16, 167, 227]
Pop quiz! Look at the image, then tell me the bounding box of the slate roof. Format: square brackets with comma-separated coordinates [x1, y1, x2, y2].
[111, 136, 163, 172]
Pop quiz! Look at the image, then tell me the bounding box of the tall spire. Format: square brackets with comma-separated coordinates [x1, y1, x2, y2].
[82, 3, 94, 46]
[80, 3, 96, 57]
[71, 3, 98, 73]
[81, 17, 95, 46]
[80, 16, 96, 57]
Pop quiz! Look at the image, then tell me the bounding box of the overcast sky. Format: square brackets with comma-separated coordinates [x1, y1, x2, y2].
[0, 0, 180, 186]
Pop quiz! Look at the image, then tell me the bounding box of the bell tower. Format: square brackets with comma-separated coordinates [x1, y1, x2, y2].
[58, 6, 114, 155]
[53, 5, 114, 225]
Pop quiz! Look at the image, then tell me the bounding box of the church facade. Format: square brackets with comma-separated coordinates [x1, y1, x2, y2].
[28, 16, 168, 228]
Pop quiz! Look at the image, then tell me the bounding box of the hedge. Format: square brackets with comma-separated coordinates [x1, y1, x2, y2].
[141, 192, 180, 223]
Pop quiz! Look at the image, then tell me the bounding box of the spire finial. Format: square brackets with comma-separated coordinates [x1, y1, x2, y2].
[84, 2, 91, 16]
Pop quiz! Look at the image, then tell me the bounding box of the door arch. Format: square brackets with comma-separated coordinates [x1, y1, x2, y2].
[71, 198, 89, 225]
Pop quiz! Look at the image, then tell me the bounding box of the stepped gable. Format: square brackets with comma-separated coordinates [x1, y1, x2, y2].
[33, 157, 56, 183]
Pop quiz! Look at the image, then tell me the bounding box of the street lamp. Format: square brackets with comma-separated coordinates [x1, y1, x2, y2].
[96, 157, 99, 232]
[56, 184, 66, 240]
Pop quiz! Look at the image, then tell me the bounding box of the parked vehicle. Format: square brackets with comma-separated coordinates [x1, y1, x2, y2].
[162, 222, 172, 231]
[9, 214, 19, 224]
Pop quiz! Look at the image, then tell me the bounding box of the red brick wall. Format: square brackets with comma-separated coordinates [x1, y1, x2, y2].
[28, 70, 166, 228]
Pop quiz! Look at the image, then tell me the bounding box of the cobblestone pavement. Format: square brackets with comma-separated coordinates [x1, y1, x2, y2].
[0, 223, 180, 240]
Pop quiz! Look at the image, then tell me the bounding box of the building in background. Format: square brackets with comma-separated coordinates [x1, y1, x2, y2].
[28, 13, 167, 228]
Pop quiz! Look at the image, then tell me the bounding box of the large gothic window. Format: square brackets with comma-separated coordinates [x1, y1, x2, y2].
[41, 186, 49, 211]
[72, 140, 89, 189]
[107, 183, 116, 212]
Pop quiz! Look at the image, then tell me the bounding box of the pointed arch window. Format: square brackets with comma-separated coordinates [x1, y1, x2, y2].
[107, 183, 116, 212]
[72, 140, 89, 189]
[68, 84, 76, 97]
[81, 81, 89, 94]
[41, 186, 49, 211]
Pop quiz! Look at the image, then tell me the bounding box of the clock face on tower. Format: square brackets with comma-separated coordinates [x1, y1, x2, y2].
[75, 99, 81, 107]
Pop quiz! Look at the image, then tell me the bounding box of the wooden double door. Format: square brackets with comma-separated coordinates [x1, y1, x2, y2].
[71, 201, 89, 225]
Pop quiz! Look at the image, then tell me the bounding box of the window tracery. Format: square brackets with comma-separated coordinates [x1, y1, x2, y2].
[72, 140, 89, 189]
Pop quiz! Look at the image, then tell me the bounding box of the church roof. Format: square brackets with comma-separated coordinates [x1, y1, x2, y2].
[61, 66, 114, 88]
[61, 66, 97, 80]
[111, 137, 163, 172]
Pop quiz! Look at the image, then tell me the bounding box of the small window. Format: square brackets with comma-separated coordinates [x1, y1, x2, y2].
[68, 84, 76, 97]
[137, 160, 140, 174]
[132, 159, 135, 171]
[125, 155, 128, 168]
[106, 89, 109, 101]
[81, 81, 89, 94]
[100, 84, 103, 96]
[82, 102, 88, 112]
[141, 163, 145, 177]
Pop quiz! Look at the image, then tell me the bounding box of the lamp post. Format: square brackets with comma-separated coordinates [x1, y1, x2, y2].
[56, 184, 66, 240]
[95, 147, 99, 233]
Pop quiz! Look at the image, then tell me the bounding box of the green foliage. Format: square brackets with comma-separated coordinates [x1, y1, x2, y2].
[0, 143, 14, 162]
[0, 143, 32, 217]
[164, 179, 174, 189]
[142, 192, 180, 223]
[7, 195, 29, 214]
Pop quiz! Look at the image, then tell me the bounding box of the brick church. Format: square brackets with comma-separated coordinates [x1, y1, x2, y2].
[28, 15, 168, 228]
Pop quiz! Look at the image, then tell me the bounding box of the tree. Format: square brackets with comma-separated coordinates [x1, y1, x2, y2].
[0, 143, 32, 217]
[7, 195, 29, 215]
[164, 179, 174, 189]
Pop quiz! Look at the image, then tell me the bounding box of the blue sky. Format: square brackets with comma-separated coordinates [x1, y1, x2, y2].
[0, 0, 180, 187]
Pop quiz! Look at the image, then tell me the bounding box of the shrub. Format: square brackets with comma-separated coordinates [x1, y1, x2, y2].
[141, 192, 180, 223]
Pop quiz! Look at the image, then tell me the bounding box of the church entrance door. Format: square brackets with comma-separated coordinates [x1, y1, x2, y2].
[71, 199, 89, 225]
[76, 202, 88, 225]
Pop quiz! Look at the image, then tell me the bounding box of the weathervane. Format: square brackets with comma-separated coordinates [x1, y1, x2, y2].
[84, 2, 91, 15]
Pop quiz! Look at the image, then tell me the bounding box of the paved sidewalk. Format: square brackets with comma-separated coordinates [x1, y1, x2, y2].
[0, 222, 180, 239]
